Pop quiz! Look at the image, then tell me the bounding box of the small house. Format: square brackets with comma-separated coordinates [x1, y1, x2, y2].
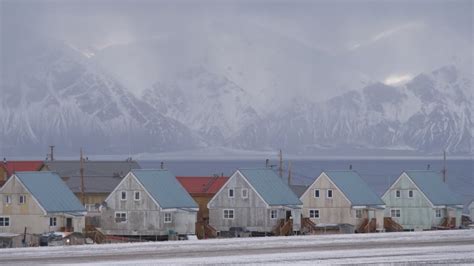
[207, 168, 302, 237]
[382, 171, 463, 231]
[0, 172, 86, 242]
[99, 169, 198, 239]
[300, 171, 385, 233]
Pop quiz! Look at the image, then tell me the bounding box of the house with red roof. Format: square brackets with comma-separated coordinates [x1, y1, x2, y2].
[0, 160, 44, 187]
[177, 175, 228, 238]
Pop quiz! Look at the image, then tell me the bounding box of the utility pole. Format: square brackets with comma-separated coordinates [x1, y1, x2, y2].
[278, 149, 283, 178]
[442, 150, 447, 183]
[49, 145, 55, 161]
[288, 161, 292, 185]
[80, 148, 85, 205]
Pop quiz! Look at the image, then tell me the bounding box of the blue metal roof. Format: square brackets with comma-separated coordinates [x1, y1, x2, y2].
[15, 172, 86, 213]
[324, 170, 384, 206]
[405, 171, 463, 206]
[132, 169, 198, 209]
[238, 168, 302, 206]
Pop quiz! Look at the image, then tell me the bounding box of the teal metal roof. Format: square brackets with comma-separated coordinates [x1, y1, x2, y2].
[238, 168, 302, 206]
[15, 172, 86, 213]
[132, 169, 198, 209]
[405, 171, 463, 206]
[324, 171, 384, 206]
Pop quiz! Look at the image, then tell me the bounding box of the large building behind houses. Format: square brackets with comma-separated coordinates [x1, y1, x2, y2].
[382, 171, 463, 230]
[208, 168, 302, 236]
[100, 169, 198, 238]
[0, 172, 86, 240]
[300, 171, 385, 233]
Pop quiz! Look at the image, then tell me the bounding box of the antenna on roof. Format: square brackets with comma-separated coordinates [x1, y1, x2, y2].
[427, 164, 430, 170]
[278, 149, 283, 178]
[160, 161, 164, 170]
[80, 148, 85, 205]
[442, 150, 447, 183]
[349, 164, 353, 170]
[49, 145, 55, 161]
[265, 159, 270, 168]
[3, 158, 6, 164]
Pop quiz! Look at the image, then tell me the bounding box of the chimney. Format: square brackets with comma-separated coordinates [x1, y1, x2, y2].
[265, 159, 269, 168]
[349, 164, 353, 170]
[427, 164, 430, 170]
[49, 145, 55, 161]
[160, 161, 164, 169]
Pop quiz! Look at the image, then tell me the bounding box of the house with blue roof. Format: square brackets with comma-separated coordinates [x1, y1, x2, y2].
[207, 168, 303, 236]
[300, 171, 385, 233]
[382, 170, 463, 230]
[100, 169, 198, 238]
[0, 172, 86, 239]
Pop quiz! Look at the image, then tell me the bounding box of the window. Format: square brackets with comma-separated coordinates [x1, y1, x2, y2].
[164, 213, 172, 223]
[0, 217, 10, 227]
[49, 217, 57, 227]
[309, 209, 320, 218]
[408, 190, 414, 198]
[115, 212, 127, 223]
[356, 209, 363, 219]
[134, 191, 141, 201]
[223, 209, 234, 219]
[395, 190, 401, 198]
[19, 195, 26, 204]
[228, 188, 234, 198]
[327, 189, 333, 198]
[120, 191, 127, 201]
[4, 195, 11, 205]
[435, 209, 442, 218]
[241, 188, 248, 199]
[85, 204, 98, 212]
[270, 210, 278, 219]
[390, 209, 401, 218]
[314, 189, 320, 198]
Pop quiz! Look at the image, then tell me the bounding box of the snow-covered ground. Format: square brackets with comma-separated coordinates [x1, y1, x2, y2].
[0, 230, 473, 264]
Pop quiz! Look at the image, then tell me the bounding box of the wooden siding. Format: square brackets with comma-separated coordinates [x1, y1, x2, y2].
[100, 174, 196, 236]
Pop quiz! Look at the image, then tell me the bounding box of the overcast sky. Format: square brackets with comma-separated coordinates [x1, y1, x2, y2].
[1, 0, 472, 102]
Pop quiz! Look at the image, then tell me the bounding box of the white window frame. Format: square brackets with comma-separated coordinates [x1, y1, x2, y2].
[241, 188, 248, 199]
[356, 209, 363, 219]
[134, 191, 141, 201]
[270, 209, 278, 219]
[164, 213, 172, 223]
[390, 209, 401, 218]
[228, 188, 234, 198]
[4, 195, 11, 205]
[314, 189, 320, 198]
[327, 189, 333, 198]
[223, 209, 234, 219]
[309, 209, 320, 218]
[0, 216, 10, 227]
[395, 190, 401, 198]
[19, 195, 26, 204]
[115, 212, 127, 223]
[435, 209, 442, 218]
[49, 217, 57, 227]
[120, 191, 127, 201]
[85, 203, 98, 212]
[408, 190, 414, 198]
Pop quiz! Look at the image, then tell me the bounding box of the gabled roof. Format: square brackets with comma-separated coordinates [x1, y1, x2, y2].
[238, 168, 302, 206]
[0, 161, 44, 177]
[44, 160, 140, 193]
[323, 171, 384, 206]
[132, 169, 198, 209]
[290, 184, 308, 198]
[13, 172, 86, 213]
[177, 176, 229, 195]
[404, 171, 463, 206]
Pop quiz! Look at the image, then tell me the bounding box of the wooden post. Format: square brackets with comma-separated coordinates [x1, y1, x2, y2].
[288, 161, 292, 185]
[278, 150, 283, 178]
[442, 150, 447, 183]
[80, 148, 85, 205]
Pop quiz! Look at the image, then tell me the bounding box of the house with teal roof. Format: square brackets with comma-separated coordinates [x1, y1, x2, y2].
[100, 169, 198, 239]
[382, 171, 463, 230]
[0, 172, 86, 238]
[207, 168, 302, 236]
[300, 171, 385, 233]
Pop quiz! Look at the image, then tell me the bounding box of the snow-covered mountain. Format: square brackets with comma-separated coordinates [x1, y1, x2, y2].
[230, 65, 472, 154]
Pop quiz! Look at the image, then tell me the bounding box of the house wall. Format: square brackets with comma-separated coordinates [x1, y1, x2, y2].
[382, 173, 437, 230]
[100, 174, 196, 236]
[0, 177, 84, 234]
[208, 172, 298, 233]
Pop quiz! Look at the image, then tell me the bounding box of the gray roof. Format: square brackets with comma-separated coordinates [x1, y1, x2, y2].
[132, 169, 198, 209]
[44, 160, 140, 193]
[290, 184, 308, 198]
[405, 171, 463, 206]
[238, 168, 302, 206]
[15, 172, 86, 213]
[323, 170, 384, 206]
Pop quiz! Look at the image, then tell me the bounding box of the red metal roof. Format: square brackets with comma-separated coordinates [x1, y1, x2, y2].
[177, 176, 228, 195]
[0, 161, 44, 177]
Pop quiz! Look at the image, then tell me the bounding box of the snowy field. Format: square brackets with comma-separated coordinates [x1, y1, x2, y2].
[0, 230, 473, 265]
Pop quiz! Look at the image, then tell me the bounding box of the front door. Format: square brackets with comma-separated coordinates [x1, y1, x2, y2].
[286, 210, 292, 221]
[66, 218, 72, 228]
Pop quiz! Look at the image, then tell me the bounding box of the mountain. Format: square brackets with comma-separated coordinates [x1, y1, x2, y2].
[229, 65, 472, 155]
[0, 34, 199, 156]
